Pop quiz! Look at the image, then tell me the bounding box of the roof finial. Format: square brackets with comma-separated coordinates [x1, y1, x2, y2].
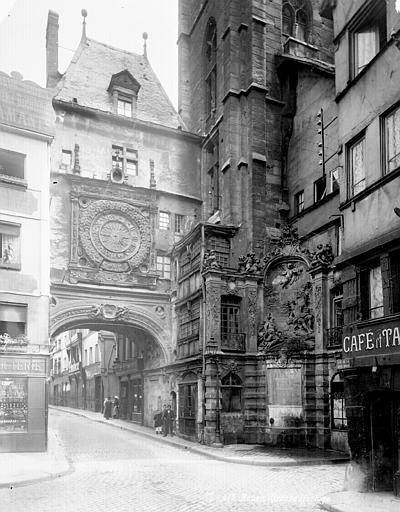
[142, 32, 148, 59]
[81, 9, 88, 43]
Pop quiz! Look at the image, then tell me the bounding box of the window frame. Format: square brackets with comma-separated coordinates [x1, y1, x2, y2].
[382, 102, 400, 176]
[0, 147, 26, 185]
[0, 222, 21, 270]
[174, 214, 185, 234]
[348, 0, 387, 80]
[294, 190, 304, 214]
[158, 211, 171, 231]
[117, 95, 133, 118]
[347, 133, 366, 198]
[0, 303, 27, 340]
[314, 175, 327, 203]
[156, 255, 171, 279]
[221, 372, 243, 413]
[331, 375, 347, 430]
[221, 296, 241, 336]
[111, 145, 138, 178]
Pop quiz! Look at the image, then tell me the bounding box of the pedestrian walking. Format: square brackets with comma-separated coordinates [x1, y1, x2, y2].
[162, 404, 175, 437]
[153, 409, 163, 434]
[103, 396, 112, 420]
[113, 396, 120, 419]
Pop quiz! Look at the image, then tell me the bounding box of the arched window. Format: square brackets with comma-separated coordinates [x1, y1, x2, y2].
[282, 1, 311, 43]
[204, 18, 217, 117]
[295, 9, 308, 42]
[282, 3, 294, 36]
[221, 373, 242, 412]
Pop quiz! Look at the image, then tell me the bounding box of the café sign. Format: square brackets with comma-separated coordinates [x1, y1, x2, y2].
[342, 318, 400, 358]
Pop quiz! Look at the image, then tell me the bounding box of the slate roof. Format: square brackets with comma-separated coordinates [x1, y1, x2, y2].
[54, 38, 185, 130]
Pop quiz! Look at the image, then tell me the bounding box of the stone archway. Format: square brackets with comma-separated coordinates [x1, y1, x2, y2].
[50, 301, 170, 363]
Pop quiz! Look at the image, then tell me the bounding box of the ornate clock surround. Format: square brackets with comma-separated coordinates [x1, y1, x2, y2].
[69, 186, 154, 287]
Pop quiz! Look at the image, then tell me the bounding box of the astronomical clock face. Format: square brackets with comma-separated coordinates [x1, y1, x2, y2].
[91, 211, 140, 262]
[79, 199, 151, 272]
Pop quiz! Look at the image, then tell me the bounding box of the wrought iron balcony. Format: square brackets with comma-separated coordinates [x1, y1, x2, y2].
[326, 327, 343, 349]
[221, 332, 246, 352]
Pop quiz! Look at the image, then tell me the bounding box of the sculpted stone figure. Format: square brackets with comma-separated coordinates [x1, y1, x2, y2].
[310, 243, 334, 268]
[238, 252, 263, 274]
[203, 249, 221, 270]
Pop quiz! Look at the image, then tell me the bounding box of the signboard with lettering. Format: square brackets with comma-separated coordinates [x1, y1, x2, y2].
[0, 377, 28, 432]
[0, 356, 47, 376]
[342, 318, 400, 359]
[0, 74, 54, 136]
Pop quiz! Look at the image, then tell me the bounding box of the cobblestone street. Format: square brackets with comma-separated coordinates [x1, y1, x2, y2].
[0, 409, 346, 512]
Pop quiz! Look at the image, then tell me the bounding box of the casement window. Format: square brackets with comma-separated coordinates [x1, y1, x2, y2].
[111, 145, 138, 177]
[95, 344, 99, 362]
[117, 96, 133, 117]
[0, 303, 27, 339]
[156, 255, 171, 279]
[158, 211, 170, 230]
[177, 299, 200, 340]
[350, 0, 387, 79]
[0, 148, 26, 183]
[348, 135, 365, 197]
[294, 190, 304, 214]
[383, 104, 400, 174]
[360, 262, 384, 319]
[208, 236, 230, 268]
[314, 176, 326, 203]
[60, 150, 72, 171]
[329, 167, 340, 193]
[331, 375, 347, 430]
[0, 222, 21, 269]
[221, 373, 242, 413]
[221, 296, 241, 336]
[174, 214, 185, 234]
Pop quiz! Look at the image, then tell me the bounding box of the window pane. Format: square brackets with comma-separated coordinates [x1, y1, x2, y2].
[159, 212, 170, 230]
[355, 26, 377, 73]
[350, 138, 365, 195]
[369, 266, 384, 318]
[126, 160, 137, 175]
[386, 107, 400, 173]
[0, 149, 25, 180]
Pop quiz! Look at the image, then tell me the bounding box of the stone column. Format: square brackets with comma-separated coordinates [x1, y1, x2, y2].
[309, 264, 330, 449]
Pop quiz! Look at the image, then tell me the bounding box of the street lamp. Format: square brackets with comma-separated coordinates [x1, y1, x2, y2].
[204, 338, 223, 448]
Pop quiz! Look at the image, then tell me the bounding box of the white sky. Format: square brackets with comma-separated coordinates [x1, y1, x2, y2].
[0, 0, 179, 108]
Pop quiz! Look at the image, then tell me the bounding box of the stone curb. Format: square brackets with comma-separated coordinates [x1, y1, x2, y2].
[0, 432, 73, 489]
[52, 406, 349, 468]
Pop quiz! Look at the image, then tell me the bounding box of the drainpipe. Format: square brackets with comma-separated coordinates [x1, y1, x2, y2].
[200, 223, 206, 443]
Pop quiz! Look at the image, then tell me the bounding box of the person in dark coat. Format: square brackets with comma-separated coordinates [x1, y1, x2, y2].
[113, 396, 120, 419]
[103, 396, 112, 420]
[153, 409, 163, 434]
[162, 404, 175, 437]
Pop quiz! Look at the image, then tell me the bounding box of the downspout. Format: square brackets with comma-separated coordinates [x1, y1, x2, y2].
[200, 223, 207, 443]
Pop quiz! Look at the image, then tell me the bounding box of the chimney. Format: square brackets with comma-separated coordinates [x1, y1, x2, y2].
[46, 10, 60, 87]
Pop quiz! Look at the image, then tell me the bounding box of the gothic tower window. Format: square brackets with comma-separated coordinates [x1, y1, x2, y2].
[282, 1, 311, 43]
[204, 18, 217, 120]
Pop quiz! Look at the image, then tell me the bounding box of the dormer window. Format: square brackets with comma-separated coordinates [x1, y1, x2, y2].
[117, 96, 133, 117]
[107, 69, 141, 119]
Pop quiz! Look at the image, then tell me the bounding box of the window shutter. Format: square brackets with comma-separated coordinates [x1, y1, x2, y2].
[381, 254, 391, 314]
[341, 266, 359, 326]
[390, 251, 400, 314]
[359, 267, 370, 320]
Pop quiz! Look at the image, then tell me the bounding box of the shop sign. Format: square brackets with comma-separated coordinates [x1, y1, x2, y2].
[0, 377, 28, 432]
[342, 319, 400, 359]
[0, 356, 47, 376]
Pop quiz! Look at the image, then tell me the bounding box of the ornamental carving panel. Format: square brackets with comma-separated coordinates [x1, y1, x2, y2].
[76, 199, 151, 273]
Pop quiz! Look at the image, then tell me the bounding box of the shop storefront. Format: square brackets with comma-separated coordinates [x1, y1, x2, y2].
[0, 353, 49, 452]
[341, 315, 400, 495]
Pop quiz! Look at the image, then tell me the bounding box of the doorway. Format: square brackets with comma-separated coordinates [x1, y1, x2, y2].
[366, 391, 400, 492]
[179, 373, 197, 437]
